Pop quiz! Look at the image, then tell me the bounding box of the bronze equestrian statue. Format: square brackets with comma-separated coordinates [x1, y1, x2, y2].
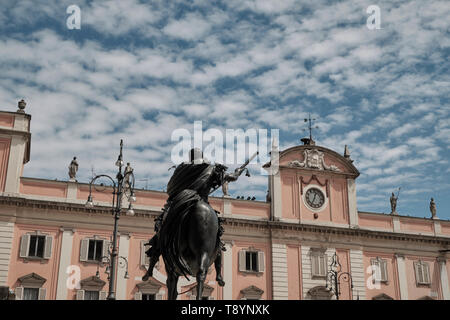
[142, 148, 256, 300]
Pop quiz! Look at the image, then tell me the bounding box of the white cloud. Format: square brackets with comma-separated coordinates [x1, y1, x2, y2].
[163, 13, 212, 40]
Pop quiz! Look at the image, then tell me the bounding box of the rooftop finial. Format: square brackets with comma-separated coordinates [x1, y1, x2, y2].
[344, 145, 353, 162]
[17, 99, 26, 113]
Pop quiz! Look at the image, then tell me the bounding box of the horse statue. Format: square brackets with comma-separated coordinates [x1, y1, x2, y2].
[142, 148, 256, 300]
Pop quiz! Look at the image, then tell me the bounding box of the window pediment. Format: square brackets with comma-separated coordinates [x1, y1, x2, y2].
[189, 283, 214, 297]
[372, 293, 394, 300]
[240, 285, 264, 299]
[307, 286, 333, 300]
[18, 273, 46, 288]
[136, 279, 162, 294]
[418, 296, 434, 300]
[79, 276, 106, 291]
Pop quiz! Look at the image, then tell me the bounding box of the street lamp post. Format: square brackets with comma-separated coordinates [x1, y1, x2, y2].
[85, 139, 136, 300]
[325, 252, 354, 300]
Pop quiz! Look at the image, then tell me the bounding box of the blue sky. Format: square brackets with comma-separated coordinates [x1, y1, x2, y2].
[0, 0, 448, 219]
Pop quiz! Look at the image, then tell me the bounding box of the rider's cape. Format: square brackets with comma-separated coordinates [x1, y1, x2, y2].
[160, 162, 218, 278]
[166, 162, 215, 199]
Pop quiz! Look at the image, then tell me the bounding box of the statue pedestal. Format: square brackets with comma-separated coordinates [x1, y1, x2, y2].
[67, 179, 78, 199]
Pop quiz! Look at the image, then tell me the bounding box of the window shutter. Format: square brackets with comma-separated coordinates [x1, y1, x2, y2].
[422, 263, 430, 284]
[19, 234, 30, 258]
[134, 292, 142, 300]
[414, 262, 424, 285]
[257, 251, 265, 272]
[99, 291, 107, 300]
[381, 260, 388, 282]
[76, 290, 85, 300]
[238, 250, 246, 272]
[38, 288, 47, 300]
[419, 264, 425, 283]
[426, 264, 431, 284]
[43, 236, 53, 259]
[102, 240, 110, 263]
[141, 240, 148, 266]
[15, 287, 24, 300]
[319, 255, 326, 276]
[155, 293, 164, 300]
[80, 239, 89, 262]
[311, 255, 319, 276]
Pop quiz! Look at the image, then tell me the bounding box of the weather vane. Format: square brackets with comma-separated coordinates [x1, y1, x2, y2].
[301, 113, 319, 145]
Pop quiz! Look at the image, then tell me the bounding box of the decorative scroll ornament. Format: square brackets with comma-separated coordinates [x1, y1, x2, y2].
[288, 149, 340, 172]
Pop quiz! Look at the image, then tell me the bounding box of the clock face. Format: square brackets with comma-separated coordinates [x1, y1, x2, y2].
[305, 188, 325, 209]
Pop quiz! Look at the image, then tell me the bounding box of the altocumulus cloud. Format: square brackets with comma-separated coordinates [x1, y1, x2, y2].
[0, 0, 448, 218]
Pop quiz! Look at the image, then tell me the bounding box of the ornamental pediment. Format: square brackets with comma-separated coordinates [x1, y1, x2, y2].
[288, 148, 340, 172]
[277, 145, 359, 177]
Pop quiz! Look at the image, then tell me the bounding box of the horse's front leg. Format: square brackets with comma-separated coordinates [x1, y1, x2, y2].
[167, 272, 179, 300]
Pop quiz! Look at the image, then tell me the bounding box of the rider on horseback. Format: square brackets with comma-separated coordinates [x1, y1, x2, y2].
[142, 148, 249, 286]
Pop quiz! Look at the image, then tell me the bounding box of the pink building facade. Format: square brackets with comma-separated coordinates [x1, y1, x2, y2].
[0, 107, 449, 300]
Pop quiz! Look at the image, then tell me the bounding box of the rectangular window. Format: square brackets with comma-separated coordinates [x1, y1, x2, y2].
[23, 288, 39, 300]
[84, 290, 99, 300]
[28, 235, 46, 258]
[311, 252, 327, 277]
[88, 240, 103, 261]
[245, 251, 258, 272]
[371, 258, 388, 283]
[415, 261, 431, 285]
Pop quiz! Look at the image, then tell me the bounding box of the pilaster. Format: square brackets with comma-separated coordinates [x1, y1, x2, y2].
[395, 253, 408, 300]
[55, 228, 74, 300]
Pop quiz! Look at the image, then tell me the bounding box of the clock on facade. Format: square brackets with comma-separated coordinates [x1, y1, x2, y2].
[305, 187, 325, 209]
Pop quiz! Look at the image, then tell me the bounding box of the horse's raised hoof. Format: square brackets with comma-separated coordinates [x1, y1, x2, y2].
[216, 278, 225, 287]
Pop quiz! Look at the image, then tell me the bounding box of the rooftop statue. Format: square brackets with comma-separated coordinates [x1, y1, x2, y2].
[390, 188, 400, 214]
[142, 148, 257, 300]
[430, 198, 437, 219]
[68, 157, 78, 180]
[390, 192, 398, 214]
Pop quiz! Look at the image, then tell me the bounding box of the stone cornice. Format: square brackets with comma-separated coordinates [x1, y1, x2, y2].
[223, 217, 450, 246]
[359, 210, 450, 223]
[1, 194, 449, 246]
[0, 195, 159, 218]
